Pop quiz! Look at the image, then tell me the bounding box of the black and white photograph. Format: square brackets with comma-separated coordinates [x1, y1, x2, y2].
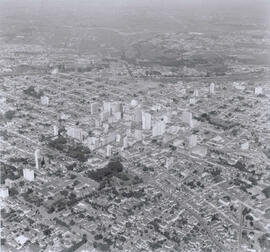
[0, 0, 270, 251]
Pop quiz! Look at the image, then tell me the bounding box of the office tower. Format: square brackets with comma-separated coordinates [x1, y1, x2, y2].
[103, 101, 111, 114]
[182, 111, 193, 128]
[40, 96, 49, 106]
[123, 136, 128, 149]
[111, 102, 123, 114]
[91, 102, 99, 114]
[106, 145, 112, 157]
[88, 137, 99, 150]
[116, 134, 121, 142]
[35, 149, 40, 169]
[23, 168, 35, 181]
[209, 83, 215, 95]
[100, 111, 110, 122]
[134, 107, 142, 122]
[0, 187, 9, 198]
[152, 123, 159, 137]
[134, 130, 142, 141]
[255, 87, 263, 95]
[188, 135, 197, 148]
[142, 112, 152, 130]
[193, 89, 199, 97]
[53, 125, 58, 136]
[67, 127, 87, 141]
[114, 112, 122, 121]
[131, 99, 138, 107]
[152, 121, 166, 137]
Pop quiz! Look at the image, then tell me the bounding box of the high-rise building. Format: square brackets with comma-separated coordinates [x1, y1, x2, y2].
[100, 111, 110, 122]
[40, 96, 49, 106]
[134, 130, 143, 141]
[193, 89, 199, 97]
[67, 127, 87, 141]
[142, 112, 152, 130]
[106, 145, 112, 157]
[134, 107, 142, 122]
[34, 149, 40, 169]
[182, 111, 193, 128]
[114, 112, 122, 121]
[209, 83, 215, 95]
[111, 102, 123, 114]
[152, 121, 166, 137]
[116, 134, 121, 142]
[91, 102, 99, 114]
[53, 125, 59, 136]
[0, 187, 9, 198]
[23, 168, 35, 181]
[188, 135, 197, 148]
[87, 137, 98, 150]
[103, 102, 111, 114]
[123, 136, 128, 149]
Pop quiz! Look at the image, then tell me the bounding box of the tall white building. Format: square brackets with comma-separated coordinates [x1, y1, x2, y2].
[67, 127, 87, 142]
[182, 111, 193, 128]
[87, 137, 99, 150]
[113, 112, 122, 121]
[0, 187, 9, 198]
[23, 168, 35, 181]
[53, 125, 58, 136]
[188, 135, 197, 148]
[100, 111, 110, 122]
[111, 102, 123, 114]
[142, 112, 152, 130]
[209, 83, 215, 95]
[91, 102, 99, 114]
[103, 102, 111, 114]
[134, 130, 143, 141]
[123, 136, 128, 149]
[116, 134, 121, 142]
[106, 145, 112, 157]
[152, 121, 166, 137]
[34, 149, 40, 169]
[193, 89, 199, 97]
[40, 96, 49, 106]
[134, 107, 142, 122]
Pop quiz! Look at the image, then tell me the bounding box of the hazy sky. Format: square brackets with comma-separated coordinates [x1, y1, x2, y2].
[1, 0, 269, 27]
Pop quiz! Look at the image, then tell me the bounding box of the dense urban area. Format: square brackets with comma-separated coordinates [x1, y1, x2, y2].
[0, 0, 270, 251]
